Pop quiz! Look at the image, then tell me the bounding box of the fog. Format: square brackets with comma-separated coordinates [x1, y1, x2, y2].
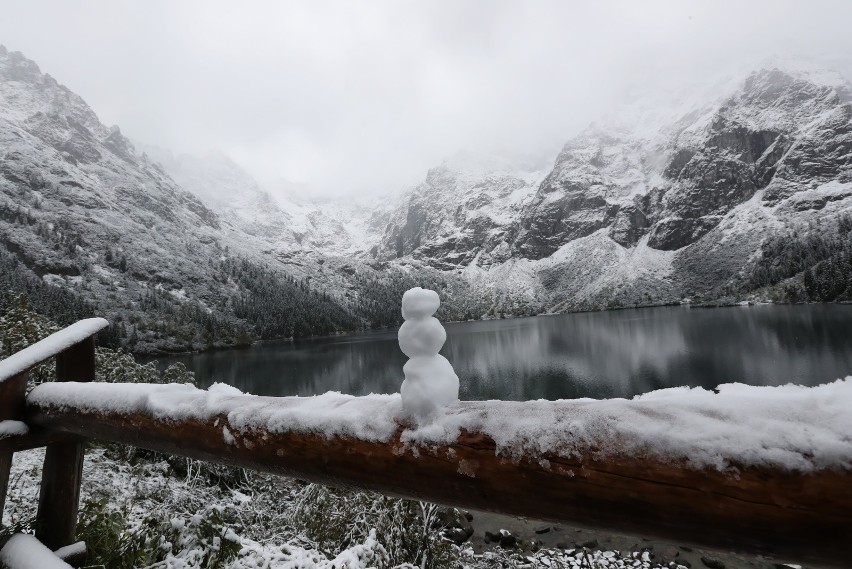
[2, 1, 851, 197]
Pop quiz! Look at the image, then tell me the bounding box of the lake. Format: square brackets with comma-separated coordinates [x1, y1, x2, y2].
[150, 304, 852, 400]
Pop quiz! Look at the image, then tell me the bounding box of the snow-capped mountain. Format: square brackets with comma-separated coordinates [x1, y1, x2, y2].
[371, 153, 549, 270]
[0, 45, 220, 287]
[2, 43, 851, 350]
[376, 62, 852, 311]
[0, 46, 360, 351]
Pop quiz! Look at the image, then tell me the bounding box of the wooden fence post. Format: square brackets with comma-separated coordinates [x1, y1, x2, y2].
[34, 336, 95, 550]
[0, 372, 28, 522]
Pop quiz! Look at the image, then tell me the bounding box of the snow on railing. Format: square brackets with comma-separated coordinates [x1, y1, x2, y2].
[23, 377, 852, 567]
[0, 318, 108, 383]
[0, 534, 76, 569]
[25, 377, 852, 472]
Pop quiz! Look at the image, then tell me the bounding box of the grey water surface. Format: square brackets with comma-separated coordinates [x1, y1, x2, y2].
[150, 304, 852, 401]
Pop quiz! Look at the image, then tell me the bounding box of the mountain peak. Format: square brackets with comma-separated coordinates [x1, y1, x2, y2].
[752, 55, 851, 91]
[597, 58, 852, 145]
[740, 64, 851, 105]
[0, 47, 44, 83]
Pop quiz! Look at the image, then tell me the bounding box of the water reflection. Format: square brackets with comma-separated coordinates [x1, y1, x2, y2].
[151, 305, 852, 401]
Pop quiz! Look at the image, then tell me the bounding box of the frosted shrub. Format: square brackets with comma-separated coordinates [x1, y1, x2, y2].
[0, 293, 59, 384]
[95, 347, 197, 386]
[291, 484, 455, 568]
[76, 497, 241, 568]
[0, 293, 198, 387]
[94, 347, 162, 384]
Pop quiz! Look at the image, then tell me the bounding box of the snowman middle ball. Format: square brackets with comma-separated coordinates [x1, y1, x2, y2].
[398, 317, 446, 358]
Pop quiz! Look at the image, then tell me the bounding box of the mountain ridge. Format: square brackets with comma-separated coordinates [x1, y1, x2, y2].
[2, 45, 852, 352]
[0, 46, 367, 352]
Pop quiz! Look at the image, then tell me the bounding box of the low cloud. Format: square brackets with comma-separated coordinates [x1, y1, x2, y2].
[2, 0, 851, 197]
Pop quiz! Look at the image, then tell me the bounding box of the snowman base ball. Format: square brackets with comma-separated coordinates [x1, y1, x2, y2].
[400, 355, 460, 421]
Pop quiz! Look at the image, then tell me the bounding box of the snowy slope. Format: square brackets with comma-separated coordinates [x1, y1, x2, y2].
[143, 147, 391, 258]
[0, 46, 226, 300]
[0, 46, 360, 351]
[372, 152, 549, 270]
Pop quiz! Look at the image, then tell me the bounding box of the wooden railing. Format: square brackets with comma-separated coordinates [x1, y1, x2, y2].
[1, 320, 851, 568]
[1, 319, 105, 566]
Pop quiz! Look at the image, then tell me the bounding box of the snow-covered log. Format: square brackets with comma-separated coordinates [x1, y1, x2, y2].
[26, 380, 852, 568]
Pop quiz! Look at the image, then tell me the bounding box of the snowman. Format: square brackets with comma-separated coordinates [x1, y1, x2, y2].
[398, 287, 460, 422]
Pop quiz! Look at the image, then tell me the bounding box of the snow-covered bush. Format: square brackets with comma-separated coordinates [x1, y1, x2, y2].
[95, 347, 196, 386]
[291, 483, 455, 568]
[76, 496, 242, 569]
[0, 293, 60, 384]
[0, 293, 197, 387]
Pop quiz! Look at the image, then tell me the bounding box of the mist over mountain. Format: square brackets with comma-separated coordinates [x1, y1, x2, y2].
[368, 62, 852, 312]
[0, 46, 366, 352]
[2, 46, 851, 352]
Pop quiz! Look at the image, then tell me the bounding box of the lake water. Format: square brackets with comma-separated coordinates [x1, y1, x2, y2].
[151, 305, 852, 401]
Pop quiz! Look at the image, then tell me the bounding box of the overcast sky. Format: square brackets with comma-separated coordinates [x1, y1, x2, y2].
[1, 1, 851, 197]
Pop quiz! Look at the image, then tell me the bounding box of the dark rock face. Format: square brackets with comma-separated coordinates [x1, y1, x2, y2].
[515, 188, 615, 259]
[647, 215, 723, 251]
[646, 112, 794, 250]
[765, 104, 852, 204]
[512, 131, 645, 259]
[609, 204, 650, 246]
[24, 112, 103, 164]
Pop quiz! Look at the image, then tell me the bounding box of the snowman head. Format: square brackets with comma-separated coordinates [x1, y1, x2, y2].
[401, 287, 440, 320]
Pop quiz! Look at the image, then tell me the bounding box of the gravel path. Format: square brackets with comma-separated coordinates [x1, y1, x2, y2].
[467, 510, 799, 569]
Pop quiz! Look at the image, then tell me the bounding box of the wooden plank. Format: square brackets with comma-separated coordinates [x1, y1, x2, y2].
[34, 336, 95, 551]
[25, 401, 852, 569]
[35, 442, 84, 550]
[0, 431, 78, 454]
[0, 373, 28, 419]
[0, 372, 28, 523]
